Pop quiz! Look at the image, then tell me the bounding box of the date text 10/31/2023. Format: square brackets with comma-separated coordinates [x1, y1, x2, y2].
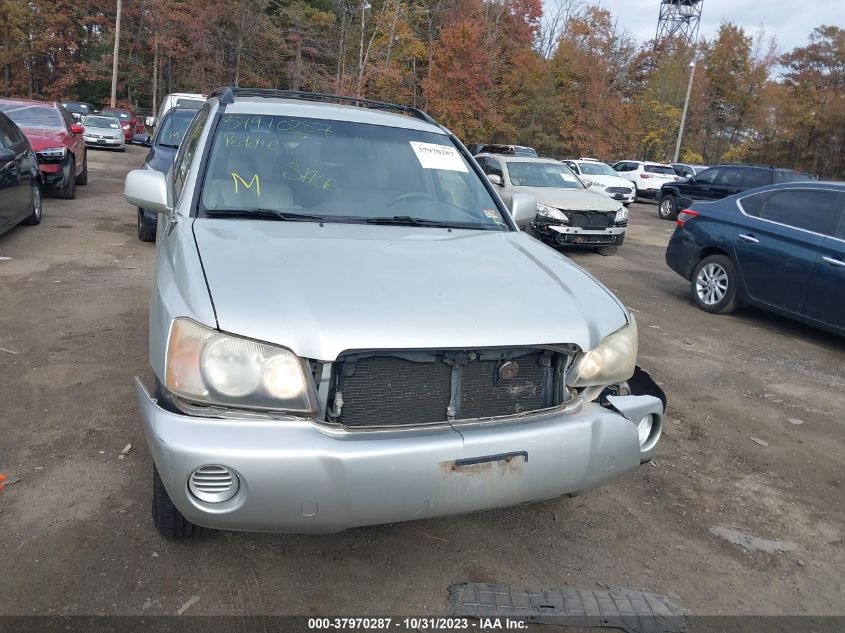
[306, 618, 528, 630]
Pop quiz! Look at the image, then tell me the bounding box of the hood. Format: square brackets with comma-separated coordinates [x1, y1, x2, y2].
[19, 126, 67, 152]
[87, 126, 124, 139]
[584, 174, 634, 189]
[146, 145, 177, 173]
[514, 186, 622, 212]
[192, 220, 629, 361]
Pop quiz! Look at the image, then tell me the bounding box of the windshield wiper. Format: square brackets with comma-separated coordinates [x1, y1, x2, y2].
[363, 215, 489, 229]
[204, 208, 329, 222]
[158, 142, 179, 148]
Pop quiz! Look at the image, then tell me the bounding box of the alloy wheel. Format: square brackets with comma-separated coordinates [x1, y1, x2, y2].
[33, 184, 42, 220]
[695, 262, 728, 306]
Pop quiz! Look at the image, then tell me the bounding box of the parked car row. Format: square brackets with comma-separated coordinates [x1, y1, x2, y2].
[0, 98, 88, 215]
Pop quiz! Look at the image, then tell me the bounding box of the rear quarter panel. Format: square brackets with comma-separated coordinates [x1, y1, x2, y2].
[668, 201, 741, 280]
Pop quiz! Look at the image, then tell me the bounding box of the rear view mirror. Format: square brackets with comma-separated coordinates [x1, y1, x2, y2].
[487, 174, 503, 186]
[125, 169, 169, 213]
[510, 192, 537, 228]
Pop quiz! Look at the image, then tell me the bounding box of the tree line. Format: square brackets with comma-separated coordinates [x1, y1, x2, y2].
[1, 0, 843, 178]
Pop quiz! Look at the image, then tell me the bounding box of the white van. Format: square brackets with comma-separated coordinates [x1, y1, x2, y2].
[151, 93, 206, 127]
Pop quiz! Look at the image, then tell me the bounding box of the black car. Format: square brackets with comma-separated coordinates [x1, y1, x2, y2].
[665, 182, 845, 336]
[0, 112, 42, 236]
[134, 107, 196, 241]
[656, 164, 814, 220]
[61, 101, 97, 122]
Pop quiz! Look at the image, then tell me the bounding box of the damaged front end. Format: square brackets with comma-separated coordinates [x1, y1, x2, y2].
[533, 205, 627, 248]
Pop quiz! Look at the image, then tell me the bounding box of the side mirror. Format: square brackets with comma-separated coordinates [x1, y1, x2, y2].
[125, 169, 169, 213]
[487, 173, 503, 186]
[132, 133, 152, 147]
[582, 179, 594, 188]
[510, 192, 537, 228]
[0, 147, 15, 164]
[70, 124, 84, 135]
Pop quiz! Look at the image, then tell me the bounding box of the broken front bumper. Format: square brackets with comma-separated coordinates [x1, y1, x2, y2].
[136, 378, 663, 534]
[536, 223, 626, 247]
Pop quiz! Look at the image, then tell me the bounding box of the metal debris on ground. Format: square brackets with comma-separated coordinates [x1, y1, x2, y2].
[749, 437, 768, 447]
[0, 347, 19, 355]
[446, 583, 686, 633]
[175, 595, 200, 615]
[787, 418, 805, 426]
[118, 443, 133, 460]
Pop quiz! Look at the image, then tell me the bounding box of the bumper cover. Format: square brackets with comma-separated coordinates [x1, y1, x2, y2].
[136, 378, 663, 533]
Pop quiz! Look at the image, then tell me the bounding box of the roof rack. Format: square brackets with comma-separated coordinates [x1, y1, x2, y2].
[209, 86, 439, 126]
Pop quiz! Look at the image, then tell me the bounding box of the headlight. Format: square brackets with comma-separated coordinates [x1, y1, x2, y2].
[614, 206, 628, 223]
[37, 146, 67, 160]
[536, 203, 569, 222]
[566, 317, 638, 387]
[164, 318, 316, 413]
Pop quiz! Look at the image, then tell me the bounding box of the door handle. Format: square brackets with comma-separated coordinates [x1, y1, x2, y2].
[738, 233, 759, 243]
[822, 256, 845, 268]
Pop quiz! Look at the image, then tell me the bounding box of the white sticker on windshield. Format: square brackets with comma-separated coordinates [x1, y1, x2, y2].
[409, 141, 468, 172]
[560, 173, 577, 182]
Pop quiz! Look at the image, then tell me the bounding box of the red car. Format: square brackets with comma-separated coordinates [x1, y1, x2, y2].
[101, 107, 145, 140]
[0, 99, 87, 199]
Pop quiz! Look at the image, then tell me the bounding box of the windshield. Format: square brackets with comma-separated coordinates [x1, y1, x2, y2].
[578, 162, 617, 177]
[104, 110, 130, 120]
[199, 114, 509, 230]
[507, 161, 583, 189]
[84, 116, 120, 129]
[645, 164, 676, 175]
[156, 110, 195, 148]
[0, 102, 63, 128]
[63, 102, 91, 114]
[175, 98, 204, 109]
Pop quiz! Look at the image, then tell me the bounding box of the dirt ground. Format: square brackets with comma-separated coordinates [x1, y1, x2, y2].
[0, 147, 843, 618]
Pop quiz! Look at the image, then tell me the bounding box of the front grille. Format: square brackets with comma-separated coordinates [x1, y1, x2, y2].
[567, 211, 613, 228]
[333, 349, 564, 427]
[606, 186, 632, 194]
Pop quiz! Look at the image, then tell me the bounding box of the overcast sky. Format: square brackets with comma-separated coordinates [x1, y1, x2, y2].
[589, 0, 835, 52]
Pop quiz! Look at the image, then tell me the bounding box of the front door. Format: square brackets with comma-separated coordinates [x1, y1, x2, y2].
[802, 197, 845, 331]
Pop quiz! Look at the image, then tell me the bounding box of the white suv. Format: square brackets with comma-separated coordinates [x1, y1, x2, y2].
[563, 159, 635, 206]
[612, 160, 677, 202]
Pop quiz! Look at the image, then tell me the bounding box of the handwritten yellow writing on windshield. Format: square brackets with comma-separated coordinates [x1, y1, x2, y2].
[221, 115, 332, 136]
[282, 162, 334, 190]
[232, 172, 260, 197]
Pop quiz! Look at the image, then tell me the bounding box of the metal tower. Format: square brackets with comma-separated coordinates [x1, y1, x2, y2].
[655, 0, 704, 47]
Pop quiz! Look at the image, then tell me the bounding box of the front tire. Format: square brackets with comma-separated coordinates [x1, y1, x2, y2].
[152, 466, 206, 538]
[22, 182, 43, 225]
[658, 195, 677, 220]
[597, 245, 618, 256]
[691, 254, 739, 314]
[75, 153, 88, 185]
[137, 208, 156, 242]
[56, 158, 77, 199]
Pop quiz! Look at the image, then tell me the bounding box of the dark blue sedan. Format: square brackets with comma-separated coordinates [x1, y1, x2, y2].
[134, 107, 197, 241]
[665, 182, 845, 336]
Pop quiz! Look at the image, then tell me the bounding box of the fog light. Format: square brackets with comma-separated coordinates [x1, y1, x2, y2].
[188, 465, 239, 503]
[637, 414, 654, 447]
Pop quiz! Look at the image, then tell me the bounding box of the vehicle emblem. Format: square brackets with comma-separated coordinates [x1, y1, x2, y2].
[498, 361, 519, 381]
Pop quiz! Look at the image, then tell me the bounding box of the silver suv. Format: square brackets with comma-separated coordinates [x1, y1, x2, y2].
[124, 88, 665, 537]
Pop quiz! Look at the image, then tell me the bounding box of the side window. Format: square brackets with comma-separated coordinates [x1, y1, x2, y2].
[836, 210, 845, 240]
[739, 192, 770, 217]
[173, 105, 211, 201]
[741, 169, 770, 189]
[0, 115, 17, 148]
[760, 190, 840, 235]
[715, 167, 743, 186]
[60, 107, 75, 131]
[485, 158, 503, 179]
[694, 168, 720, 184]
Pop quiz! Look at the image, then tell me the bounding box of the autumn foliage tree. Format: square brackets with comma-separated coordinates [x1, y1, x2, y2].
[0, 0, 842, 177]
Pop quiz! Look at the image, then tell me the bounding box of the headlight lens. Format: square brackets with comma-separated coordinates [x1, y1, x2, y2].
[614, 206, 628, 223]
[536, 203, 569, 222]
[566, 317, 638, 387]
[37, 146, 67, 160]
[165, 318, 316, 413]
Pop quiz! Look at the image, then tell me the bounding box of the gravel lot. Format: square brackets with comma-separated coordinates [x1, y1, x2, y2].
[0, 148, 843, 617]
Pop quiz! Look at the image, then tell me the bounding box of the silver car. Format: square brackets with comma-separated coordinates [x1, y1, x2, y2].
[124, 88, 665, 537]
[81, 115, 125, 151]
[475, 155, 628, 255]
